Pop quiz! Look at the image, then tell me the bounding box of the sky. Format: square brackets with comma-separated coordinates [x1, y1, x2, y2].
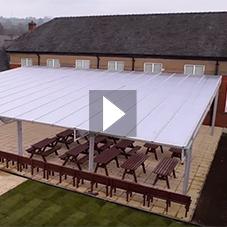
[1, 0, 227, 18]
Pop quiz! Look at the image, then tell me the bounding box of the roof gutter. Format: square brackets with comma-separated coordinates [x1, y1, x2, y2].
[6, 51, 227, 62]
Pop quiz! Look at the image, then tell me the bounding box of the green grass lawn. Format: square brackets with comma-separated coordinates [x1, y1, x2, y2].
[0, 180, 191, 226]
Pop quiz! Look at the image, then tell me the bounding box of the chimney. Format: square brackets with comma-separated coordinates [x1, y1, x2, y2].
[28, 21, 36, 30]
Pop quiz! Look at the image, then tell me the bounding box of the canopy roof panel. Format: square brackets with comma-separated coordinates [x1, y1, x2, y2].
[0, 66, 221, 148]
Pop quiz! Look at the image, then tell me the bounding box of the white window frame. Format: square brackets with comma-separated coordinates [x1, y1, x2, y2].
[21, 58, 33, 67]
[47, 59, 60, 67]
[144, 62, 163, 73]
[75, 60, 90, 69]
[108, 61, 124, 71]
[184, 64, 205, 75]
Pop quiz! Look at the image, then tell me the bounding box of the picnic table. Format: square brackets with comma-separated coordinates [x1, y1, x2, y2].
[115, 139, 135, 158]
[28, 137, 61, 162]
[94, 147, 121, 176]
[153, 157, 179, 189]
[95, 135, 108, 144]
[144, 143, 163, 160]
[56, 129, 74, 149]
[60, 142, 89, 169]
[121, 153, 148, 182]
[169, 147, 182, 159]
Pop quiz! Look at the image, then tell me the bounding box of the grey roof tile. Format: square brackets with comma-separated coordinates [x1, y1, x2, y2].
[6, 12, 227, 58]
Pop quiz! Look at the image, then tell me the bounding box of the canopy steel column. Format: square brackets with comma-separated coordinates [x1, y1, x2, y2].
[17, 121, 23, 156]
[88, 133, 95, 172]
[211, 91, 219, 136]
[182, 145, 192, 195]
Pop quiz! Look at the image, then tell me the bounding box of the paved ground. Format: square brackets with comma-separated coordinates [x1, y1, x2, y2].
[0, 171, 26, 195]
[0, 121, 223, 221]
[192, 133, 227, 226]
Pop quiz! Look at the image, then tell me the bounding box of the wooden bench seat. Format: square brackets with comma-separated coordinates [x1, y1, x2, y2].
[26, 147, 36, 153]
[96, 140, 113, 153]
[125, 146, 141, 157]
[59, 153, 68, 160]
[41, 145, 61, 162]
[78, 154, 89, 164]
[168, 192, 191, 217]
[0, 150, 192, 217]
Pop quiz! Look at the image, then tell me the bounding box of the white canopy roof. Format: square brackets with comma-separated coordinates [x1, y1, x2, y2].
[0, 66, 221, 148]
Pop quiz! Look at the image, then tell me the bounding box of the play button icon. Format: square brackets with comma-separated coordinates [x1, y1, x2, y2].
[89, 90, 137, 137]
[103, 96, 125, 131]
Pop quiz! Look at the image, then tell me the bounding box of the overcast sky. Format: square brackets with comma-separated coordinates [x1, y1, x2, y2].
[1, 0, 227, 18]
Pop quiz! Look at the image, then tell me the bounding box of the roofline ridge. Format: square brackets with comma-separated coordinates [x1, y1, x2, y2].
[54, 11, 227, 19]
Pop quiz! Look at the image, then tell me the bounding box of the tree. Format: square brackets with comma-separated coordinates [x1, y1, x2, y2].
[0, 23, 4, 35]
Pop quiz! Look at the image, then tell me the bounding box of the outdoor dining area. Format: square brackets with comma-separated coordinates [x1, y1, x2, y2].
[0, 122, 222, 221]
[24, 128, 182, 189]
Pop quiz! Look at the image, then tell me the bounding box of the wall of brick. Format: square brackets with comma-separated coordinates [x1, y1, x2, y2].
[203, 75, 227, 127]
[10, 64, 21, 69]
[9, 53, 223, 74]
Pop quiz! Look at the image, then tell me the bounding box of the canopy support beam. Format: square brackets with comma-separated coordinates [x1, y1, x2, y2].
[182, 145, 192, 195]
[17, 121, 22, 156]
[88, 133, 95, 172]
[211, 91, 219, 135]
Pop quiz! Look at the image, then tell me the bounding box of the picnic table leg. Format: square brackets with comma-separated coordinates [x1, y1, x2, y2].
[145, 148, 149, 155]
[160, 146, 164, 153]
[122, 169, 127, 180]
[153, 149, 158, 160]
[76, 162, 82, 171]
[153, 174, 159, 186]
[141, 163, 146, 173]
[166, 176, 170, 189]
[121, 149, 128, 159]
[94, 163, 99, 173]
[30, 153, 34, 158]
[172, 169, 176, 178]
[133, 170, 137, 183]
[62, 156, 70, 166]
[104, 165, 109, 176]
[115, 157, 119, 167]
[42, 155, 47, 162]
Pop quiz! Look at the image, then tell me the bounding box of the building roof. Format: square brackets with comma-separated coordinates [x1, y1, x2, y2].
[0, 48, 8, 72]
[0, 66, 221, 148]
[6, 12, 227, 59]
[0, 35, 18, 72]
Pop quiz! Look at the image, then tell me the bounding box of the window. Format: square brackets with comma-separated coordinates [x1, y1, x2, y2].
[76, 60, 90, 69]
[47, 59, 60, 67]
[184, 65, 205, 75]
[144, 63, 162, 73]
[108, 61, 124, 71]
[21, 58, 33, 67]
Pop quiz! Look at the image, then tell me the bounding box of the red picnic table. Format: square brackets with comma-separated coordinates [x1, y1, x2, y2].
[56, 129, 75, 149]
[115, 139, 135, 158]
[153, 157, 179, 189]
[60, 142, 89, 170]
[27, 137, 61, 162]
[121, 153, 148, 182]
[94, 147, 121, 176]
[143, 143, 163, 160]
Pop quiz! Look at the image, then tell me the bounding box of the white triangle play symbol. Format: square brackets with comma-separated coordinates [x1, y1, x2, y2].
[103, 96, 125, 131]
